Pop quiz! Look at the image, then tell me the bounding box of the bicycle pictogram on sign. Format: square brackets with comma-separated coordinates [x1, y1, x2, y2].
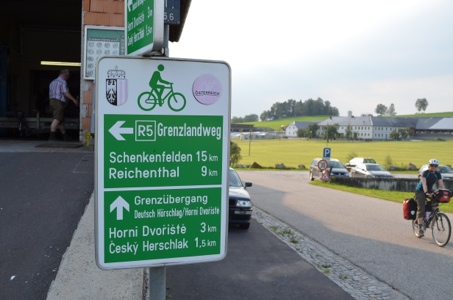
[137, 64, 186, 112]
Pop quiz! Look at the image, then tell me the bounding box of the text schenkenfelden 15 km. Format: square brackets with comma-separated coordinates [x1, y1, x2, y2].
[108, 150, 190, 180]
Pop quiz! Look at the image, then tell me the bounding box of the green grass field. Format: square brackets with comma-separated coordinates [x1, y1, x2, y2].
[233, 138, 453, 170]
[233, 114, 453, 212]
[233, 138, 453, 213]
[310, 180, 453, 213]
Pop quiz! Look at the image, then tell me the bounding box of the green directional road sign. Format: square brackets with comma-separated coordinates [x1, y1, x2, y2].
[125, 0, 164, 55]
[104, 115, 223, 188]
[95, 56, 230, 269]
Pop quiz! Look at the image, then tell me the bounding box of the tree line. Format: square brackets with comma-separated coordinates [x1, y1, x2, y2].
[259, 98, 339, 121]
[231, 98, 340, 123]
[231, 114, 259, 123]
[374, 98, 429, 116]
[231, 98, 339, 123]
[232, 97, 431, 122]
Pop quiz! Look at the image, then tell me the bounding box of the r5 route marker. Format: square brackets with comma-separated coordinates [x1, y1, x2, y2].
[95, 56, 231, 270]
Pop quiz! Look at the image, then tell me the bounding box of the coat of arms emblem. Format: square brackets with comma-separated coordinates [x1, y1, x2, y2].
[106, 67, 127, 106]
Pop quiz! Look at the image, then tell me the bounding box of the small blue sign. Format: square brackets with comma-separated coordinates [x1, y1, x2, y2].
[323, 147, 331, 158]
[165, 0, 180, 25]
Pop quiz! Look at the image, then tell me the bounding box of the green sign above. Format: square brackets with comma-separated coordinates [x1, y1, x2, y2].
[95, 56, 231, 270]
[126, 0, 164, 55]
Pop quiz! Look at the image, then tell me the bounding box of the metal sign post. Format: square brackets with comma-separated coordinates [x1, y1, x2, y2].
[321, 148, 331, 182]
[323, 147, 331, 159]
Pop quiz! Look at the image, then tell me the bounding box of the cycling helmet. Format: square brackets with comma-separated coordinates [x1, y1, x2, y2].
[429, 159, 439, 165]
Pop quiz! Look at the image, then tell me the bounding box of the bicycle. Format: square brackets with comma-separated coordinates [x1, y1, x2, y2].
[137, 83, 186, 112]
[17, 111, 31, 137]
[411, 189, 452, 247]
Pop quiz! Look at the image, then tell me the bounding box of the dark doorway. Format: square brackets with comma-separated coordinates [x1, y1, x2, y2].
[0, 0, 82, 137]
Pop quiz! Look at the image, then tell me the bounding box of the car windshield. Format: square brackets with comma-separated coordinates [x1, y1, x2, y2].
[364, 159, 376, 163]
[329, 161, 344, 168]
[229, 169, 243, 187]
[366, 164, 385, 171]
[439, 166, 453, 173]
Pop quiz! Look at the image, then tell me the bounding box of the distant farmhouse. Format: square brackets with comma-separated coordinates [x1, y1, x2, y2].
[231, 123, 254, 133]
[231, 123, 285, 140]
[316, 115, 417, 140]
[285, 112, 453, 140]
[285, 121, 323, 137]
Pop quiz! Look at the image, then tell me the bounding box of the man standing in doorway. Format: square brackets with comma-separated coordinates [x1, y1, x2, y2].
[48, 69, 79, 141]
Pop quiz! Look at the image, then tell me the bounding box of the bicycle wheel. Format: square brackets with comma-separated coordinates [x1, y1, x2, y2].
[138, 92, 157, 111]
[431, 212, 451, 247]
[412, 220, 422, 238]
[168, 92, 186, 112]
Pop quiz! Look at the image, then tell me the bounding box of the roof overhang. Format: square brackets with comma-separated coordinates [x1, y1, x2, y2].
[169, 0, 192, 42]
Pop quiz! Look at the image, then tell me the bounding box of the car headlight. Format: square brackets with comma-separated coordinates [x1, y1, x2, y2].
[236, 200, 251, 207]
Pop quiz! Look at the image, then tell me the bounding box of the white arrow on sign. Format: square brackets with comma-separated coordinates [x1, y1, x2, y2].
[110, 196, 130, 221]
[109, 121, 133, 141]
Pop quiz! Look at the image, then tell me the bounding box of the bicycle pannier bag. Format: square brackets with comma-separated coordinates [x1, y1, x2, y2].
[403, 198, 417, 220]
[433, 189, 451, 203]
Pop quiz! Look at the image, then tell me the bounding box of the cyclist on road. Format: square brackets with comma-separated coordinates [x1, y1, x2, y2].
[415, 159, 445, 237]
[149, 64, 171, 104]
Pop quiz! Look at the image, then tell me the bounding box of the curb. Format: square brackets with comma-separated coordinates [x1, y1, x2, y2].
[46, 193, 143, 300]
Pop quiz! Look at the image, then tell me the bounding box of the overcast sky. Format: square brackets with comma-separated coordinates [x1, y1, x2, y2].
[170, 0, 453, 118]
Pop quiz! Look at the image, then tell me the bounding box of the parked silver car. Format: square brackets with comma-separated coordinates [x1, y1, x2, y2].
[351, 163, 394, 178]
[345, 157, 376, 171]
[309, 158, 350, 181]
[418, 165, 453, 180]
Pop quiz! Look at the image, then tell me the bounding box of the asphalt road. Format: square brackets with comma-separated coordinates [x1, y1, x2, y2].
[1, 145, 352, 300]
[2, 144, 449, 300]
[237, 170, 453, 300]
[0, 152, 94, 300]
[166, 219, 352, 300]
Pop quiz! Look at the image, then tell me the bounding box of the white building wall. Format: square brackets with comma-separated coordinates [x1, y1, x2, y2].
[285, 122, 298, 137]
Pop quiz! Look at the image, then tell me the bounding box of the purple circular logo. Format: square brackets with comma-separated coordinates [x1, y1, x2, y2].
[192, 74, 222, 105]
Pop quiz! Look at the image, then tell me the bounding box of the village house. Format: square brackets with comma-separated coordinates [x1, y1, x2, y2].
[317, 113, 453, 140]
